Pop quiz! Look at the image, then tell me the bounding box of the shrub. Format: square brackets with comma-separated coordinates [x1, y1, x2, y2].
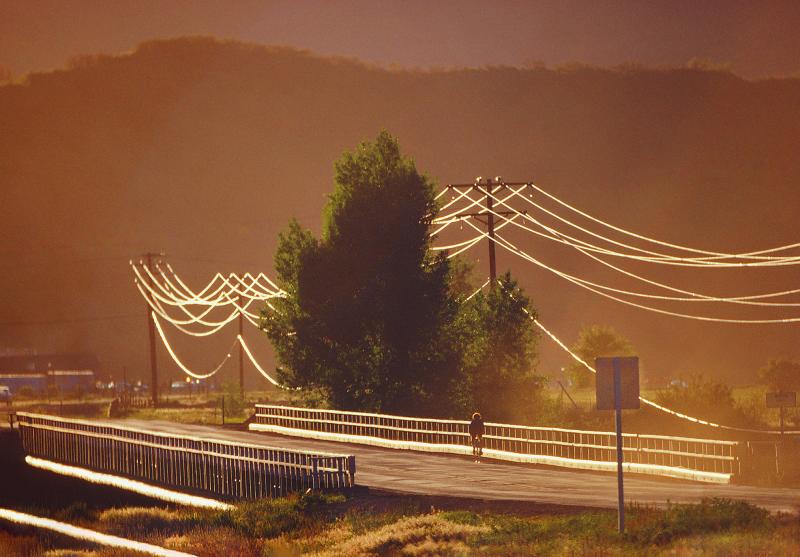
[628, 498, 769, 546]
[55, 502, 94, 523]
[224, 492, 345, 539]
[221, 380, 246, 418]
[656, 374, 760, 427]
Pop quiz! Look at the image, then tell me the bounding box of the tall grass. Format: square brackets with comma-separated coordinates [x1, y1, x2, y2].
[2, 495, 796, 556]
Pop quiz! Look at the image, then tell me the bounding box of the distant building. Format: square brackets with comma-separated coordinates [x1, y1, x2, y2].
[0, 352, 98, 395]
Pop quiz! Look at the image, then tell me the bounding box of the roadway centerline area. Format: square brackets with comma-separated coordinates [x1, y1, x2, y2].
[111, 419, 800, 513]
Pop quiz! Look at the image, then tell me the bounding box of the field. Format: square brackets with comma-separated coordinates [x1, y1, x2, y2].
[7, 384, 795, 426]
[1, 492, 798, 556]
[2, 389, 291, 426]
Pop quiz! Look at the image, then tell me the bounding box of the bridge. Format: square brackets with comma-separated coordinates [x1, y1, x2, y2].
[10, 407, 800, 513]
[15, 412, 355, 501]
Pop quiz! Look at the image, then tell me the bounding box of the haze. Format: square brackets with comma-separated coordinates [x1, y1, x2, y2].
[2, 0, 800, 79]
[1, 3, 799, 389]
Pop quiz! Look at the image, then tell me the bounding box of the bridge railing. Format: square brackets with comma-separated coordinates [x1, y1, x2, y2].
[251, 404, 740, 483]
[17, 412, 356, 499]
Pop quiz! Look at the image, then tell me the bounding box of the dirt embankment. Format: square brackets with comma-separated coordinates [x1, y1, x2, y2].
[0, 430, 158, 509]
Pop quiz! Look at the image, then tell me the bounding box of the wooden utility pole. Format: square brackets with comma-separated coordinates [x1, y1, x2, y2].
[238, 293, 245, 396]
[444, 177, 525, 286]
[142, 252, 163, 407]
[485, 180, 497, 285]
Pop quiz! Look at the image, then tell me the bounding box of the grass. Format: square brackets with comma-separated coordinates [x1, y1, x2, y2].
[6, 390, 299, 425]
[1, 494, 797, 556]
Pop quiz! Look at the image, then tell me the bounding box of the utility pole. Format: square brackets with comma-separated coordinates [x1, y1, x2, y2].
[238, 293, 244, 397]
[142, 252, 163, 407]
[444, 176, 526, 286]
[484, 179, 497, 285]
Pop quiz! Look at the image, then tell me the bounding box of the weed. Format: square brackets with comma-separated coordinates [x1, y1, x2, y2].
[98, 507, 194, 537]
[223, 492, 345, 539]
[626, 498, 769, 546]
[313, 513, 488, 557]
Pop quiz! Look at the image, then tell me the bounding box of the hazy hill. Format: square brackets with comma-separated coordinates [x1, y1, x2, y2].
[2, 37, 799, 389]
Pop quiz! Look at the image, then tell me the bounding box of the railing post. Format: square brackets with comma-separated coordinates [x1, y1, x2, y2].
[311, 456, 319, 491]
[347, 454, 356, 486]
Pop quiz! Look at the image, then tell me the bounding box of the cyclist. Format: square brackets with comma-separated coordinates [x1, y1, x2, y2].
[469, 412, 485, 459]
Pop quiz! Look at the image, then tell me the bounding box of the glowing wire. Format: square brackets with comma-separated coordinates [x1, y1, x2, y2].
[136, 276, 242, 324]
[432, 185, 520, 224]
[481, 195, 800, 307]
[154, 267, 236, 305]
[133, 264, 230, 308]
[446, 187, 800, 268]
[498, 188, 800, 267]
[439, 214, 522, 259]
[155, 263, 283, 304]
[136, 280, 241, 333]
[158, 265, 282, 303]
[151, 312, 235, 378]
[436, 186, 474, 212]
[238, 334, 298, 390]
[461, 219, 800, 323]
[528, 183, 800, 261]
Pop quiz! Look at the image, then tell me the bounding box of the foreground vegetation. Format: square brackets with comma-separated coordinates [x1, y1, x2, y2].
[1, 494, 798, 556]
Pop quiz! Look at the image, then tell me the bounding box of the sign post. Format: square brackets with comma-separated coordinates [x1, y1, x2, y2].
[596, 356, 640, 534]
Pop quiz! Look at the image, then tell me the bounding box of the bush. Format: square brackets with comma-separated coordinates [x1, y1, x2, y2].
[54, 502, 94, 523]
[224, 492, 345, 539]
[656, 374, 760, 427]
[221, 380, 246, 418]
[628, 498, 769, 546]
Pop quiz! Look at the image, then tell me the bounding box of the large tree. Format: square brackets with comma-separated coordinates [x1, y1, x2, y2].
[459, 272, 541, 423]
[567, 324, 635, 388]
[758, 358, 800, 392]
[263, 132, 463, 415]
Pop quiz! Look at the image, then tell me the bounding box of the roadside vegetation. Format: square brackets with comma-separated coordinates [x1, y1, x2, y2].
[1, 494, 797, 556]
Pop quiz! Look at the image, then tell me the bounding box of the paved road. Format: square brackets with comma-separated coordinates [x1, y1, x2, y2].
[115, 419, 800, 514]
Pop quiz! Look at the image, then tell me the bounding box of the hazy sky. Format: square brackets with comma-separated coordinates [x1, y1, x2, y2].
[2, 0, 800, 79]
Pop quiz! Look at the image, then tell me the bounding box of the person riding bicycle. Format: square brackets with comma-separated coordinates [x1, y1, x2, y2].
[469, 412, 485, 457]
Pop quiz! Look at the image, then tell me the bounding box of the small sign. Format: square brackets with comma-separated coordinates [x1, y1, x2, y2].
[596, 357, 640, 410]
[766, 391, 797, 408]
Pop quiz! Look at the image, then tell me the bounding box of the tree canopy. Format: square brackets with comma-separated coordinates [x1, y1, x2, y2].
[263, 132, 540, 419]
[263, 132, 461, 415]
[458, 272, 541, 423]
[758, 358, 800, 392]
[567, 324, 635, 388]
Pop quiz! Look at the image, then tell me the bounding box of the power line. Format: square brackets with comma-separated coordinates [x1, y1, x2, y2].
[528, 182, 800, 261]
[466, 219, 800, 323]
[478, 190, 800, 307]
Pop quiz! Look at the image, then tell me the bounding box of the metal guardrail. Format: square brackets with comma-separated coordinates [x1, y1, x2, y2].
[252, 404, 740, 483]
[17, 412, 355, 499]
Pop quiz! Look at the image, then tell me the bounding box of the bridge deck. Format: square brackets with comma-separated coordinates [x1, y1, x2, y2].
[110, 419, 799, 513]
